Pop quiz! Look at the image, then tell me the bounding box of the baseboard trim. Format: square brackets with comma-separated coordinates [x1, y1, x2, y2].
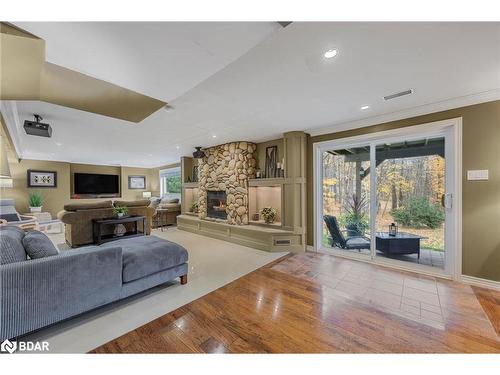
[461, 275, 500, 291]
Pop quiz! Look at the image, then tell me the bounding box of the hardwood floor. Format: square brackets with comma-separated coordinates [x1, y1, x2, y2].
[92, 252, 500, 353]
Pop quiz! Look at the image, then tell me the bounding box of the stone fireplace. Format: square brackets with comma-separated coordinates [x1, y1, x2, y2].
[198, 141, 257, 225]
[206, 190, 227, 220]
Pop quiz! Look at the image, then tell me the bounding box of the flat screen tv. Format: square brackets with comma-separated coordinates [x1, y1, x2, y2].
[74, 173, 119, 195]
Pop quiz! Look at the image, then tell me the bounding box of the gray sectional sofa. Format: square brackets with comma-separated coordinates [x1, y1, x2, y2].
[0, 225, 188, 340]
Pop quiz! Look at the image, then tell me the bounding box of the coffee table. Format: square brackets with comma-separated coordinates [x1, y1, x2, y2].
[375, 232, 425, 259]
[92, 215, 146, 245]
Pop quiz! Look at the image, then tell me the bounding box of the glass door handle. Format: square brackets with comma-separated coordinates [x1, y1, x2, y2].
[441, 193, 453, 209]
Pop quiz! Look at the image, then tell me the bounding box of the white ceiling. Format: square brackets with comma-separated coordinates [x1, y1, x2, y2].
[13, 22, 281, 101]
[3, 22, 500, 168]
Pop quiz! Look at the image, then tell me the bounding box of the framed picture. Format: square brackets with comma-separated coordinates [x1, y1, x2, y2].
[128, 175, 146, 189]
[27, 170, 57, 188]
[265, 145, 278, 178]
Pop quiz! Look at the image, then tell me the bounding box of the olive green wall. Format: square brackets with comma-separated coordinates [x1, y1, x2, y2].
[150, 162, 181, 197]
[2, 159, 71, 218]
[307, 100, 500, 281]
[1, 158, 153, 217]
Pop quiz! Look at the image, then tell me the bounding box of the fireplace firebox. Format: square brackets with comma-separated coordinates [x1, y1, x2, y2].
[206, 190, 227, 220]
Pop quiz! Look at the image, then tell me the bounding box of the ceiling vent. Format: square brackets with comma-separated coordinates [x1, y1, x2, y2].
[383, 89, 414, 101]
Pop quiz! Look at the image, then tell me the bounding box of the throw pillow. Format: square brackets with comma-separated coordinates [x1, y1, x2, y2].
[0, 228, 27, 264]
[22, 230, 59, 260]
[161, 198, 179, 204]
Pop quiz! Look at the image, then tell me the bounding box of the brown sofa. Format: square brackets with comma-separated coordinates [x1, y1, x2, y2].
[58, 200, 154, 247]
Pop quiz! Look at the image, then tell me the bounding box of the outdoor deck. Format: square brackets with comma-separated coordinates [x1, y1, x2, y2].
[327, 247, 445, 269]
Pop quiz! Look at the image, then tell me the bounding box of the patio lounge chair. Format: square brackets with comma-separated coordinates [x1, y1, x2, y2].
[323, 215, 370, 250]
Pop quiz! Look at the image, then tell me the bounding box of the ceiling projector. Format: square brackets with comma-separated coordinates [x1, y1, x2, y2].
[24, 114, 52, 138]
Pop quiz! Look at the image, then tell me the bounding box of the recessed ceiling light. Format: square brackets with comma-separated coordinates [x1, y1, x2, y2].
[212, 135, 217, 138]
[176, 145, 180, 150]
[360, 105, 370, 110]
[323, 49, 338, 59]
[55, 142, 62, 146]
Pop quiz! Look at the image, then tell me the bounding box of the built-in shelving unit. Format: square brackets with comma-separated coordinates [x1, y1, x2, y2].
[181, 156, 200, 215]
[178, 131, 308, 253]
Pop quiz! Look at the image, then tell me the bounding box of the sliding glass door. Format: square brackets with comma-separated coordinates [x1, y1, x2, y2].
[315, 121, 458, 277]
[321, 145, 371, 258]
[374, 137, 446, 270]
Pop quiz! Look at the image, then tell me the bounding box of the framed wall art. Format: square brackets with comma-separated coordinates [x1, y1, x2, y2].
[27, 170, 57, 188]
[128, 175, 146, 189]
[265, 145, 278, 178]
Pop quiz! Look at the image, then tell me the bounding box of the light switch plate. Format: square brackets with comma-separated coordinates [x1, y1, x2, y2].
[467, 170, 489, 181]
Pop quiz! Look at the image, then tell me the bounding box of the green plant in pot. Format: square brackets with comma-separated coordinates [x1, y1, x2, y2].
[28, 191, 43, 213]
[340, 194, 369, 236]
[261, 207, 277, 224]
[112, 202, 129, 218]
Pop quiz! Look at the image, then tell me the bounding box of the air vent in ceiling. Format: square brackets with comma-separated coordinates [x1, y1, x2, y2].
[384, 89, 414, 101]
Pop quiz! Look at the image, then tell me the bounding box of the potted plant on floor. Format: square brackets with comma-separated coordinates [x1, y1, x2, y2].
[112, 202, 129, 218]
[28, 192, 43, 213]
[261, 206, 277, 224]
[340, 194, 369, 237]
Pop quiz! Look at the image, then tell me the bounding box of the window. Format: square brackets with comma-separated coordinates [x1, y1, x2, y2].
[159, 166, 181, 201]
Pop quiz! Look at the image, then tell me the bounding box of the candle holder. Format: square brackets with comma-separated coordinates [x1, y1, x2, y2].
[389, 222, 398, 236]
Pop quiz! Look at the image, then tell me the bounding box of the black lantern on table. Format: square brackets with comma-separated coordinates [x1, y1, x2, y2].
[389, 222, 398, 236]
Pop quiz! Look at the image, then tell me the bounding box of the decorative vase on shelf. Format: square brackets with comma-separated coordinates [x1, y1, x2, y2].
[114, 224, 126, 237]
[261, 207, 277, 224]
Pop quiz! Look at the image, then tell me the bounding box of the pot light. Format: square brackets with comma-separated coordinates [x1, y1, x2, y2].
[55, 142, 62, 146]
[212, 135, 217, 138]
[323, 49, 338, 59]
[176, 145, 180, 150]
[360, 105, 370, 110]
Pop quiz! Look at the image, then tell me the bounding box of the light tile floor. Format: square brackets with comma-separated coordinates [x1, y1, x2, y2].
[275, 253, 498, 336]
[24, 227, 287, 353]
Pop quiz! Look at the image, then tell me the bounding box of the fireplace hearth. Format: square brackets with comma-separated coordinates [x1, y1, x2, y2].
[206, 190, 227, 220]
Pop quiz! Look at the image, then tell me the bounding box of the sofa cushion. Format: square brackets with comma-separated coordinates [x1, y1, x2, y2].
[161, 198, 179, 204]
[116, 200, 150, 208]
[64, 200, 113, 211]
[0, 225, 26, 238]
[159, 203, 181, 210]
[0, 226, 27, 264]
[100, 236, 188, 283]
[22, 230, 59, 259]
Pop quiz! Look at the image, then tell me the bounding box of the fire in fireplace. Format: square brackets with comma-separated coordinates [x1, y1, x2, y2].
[206, 190, 227, 220]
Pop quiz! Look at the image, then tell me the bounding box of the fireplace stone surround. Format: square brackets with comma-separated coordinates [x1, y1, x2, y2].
[198, 141, 257, 225]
